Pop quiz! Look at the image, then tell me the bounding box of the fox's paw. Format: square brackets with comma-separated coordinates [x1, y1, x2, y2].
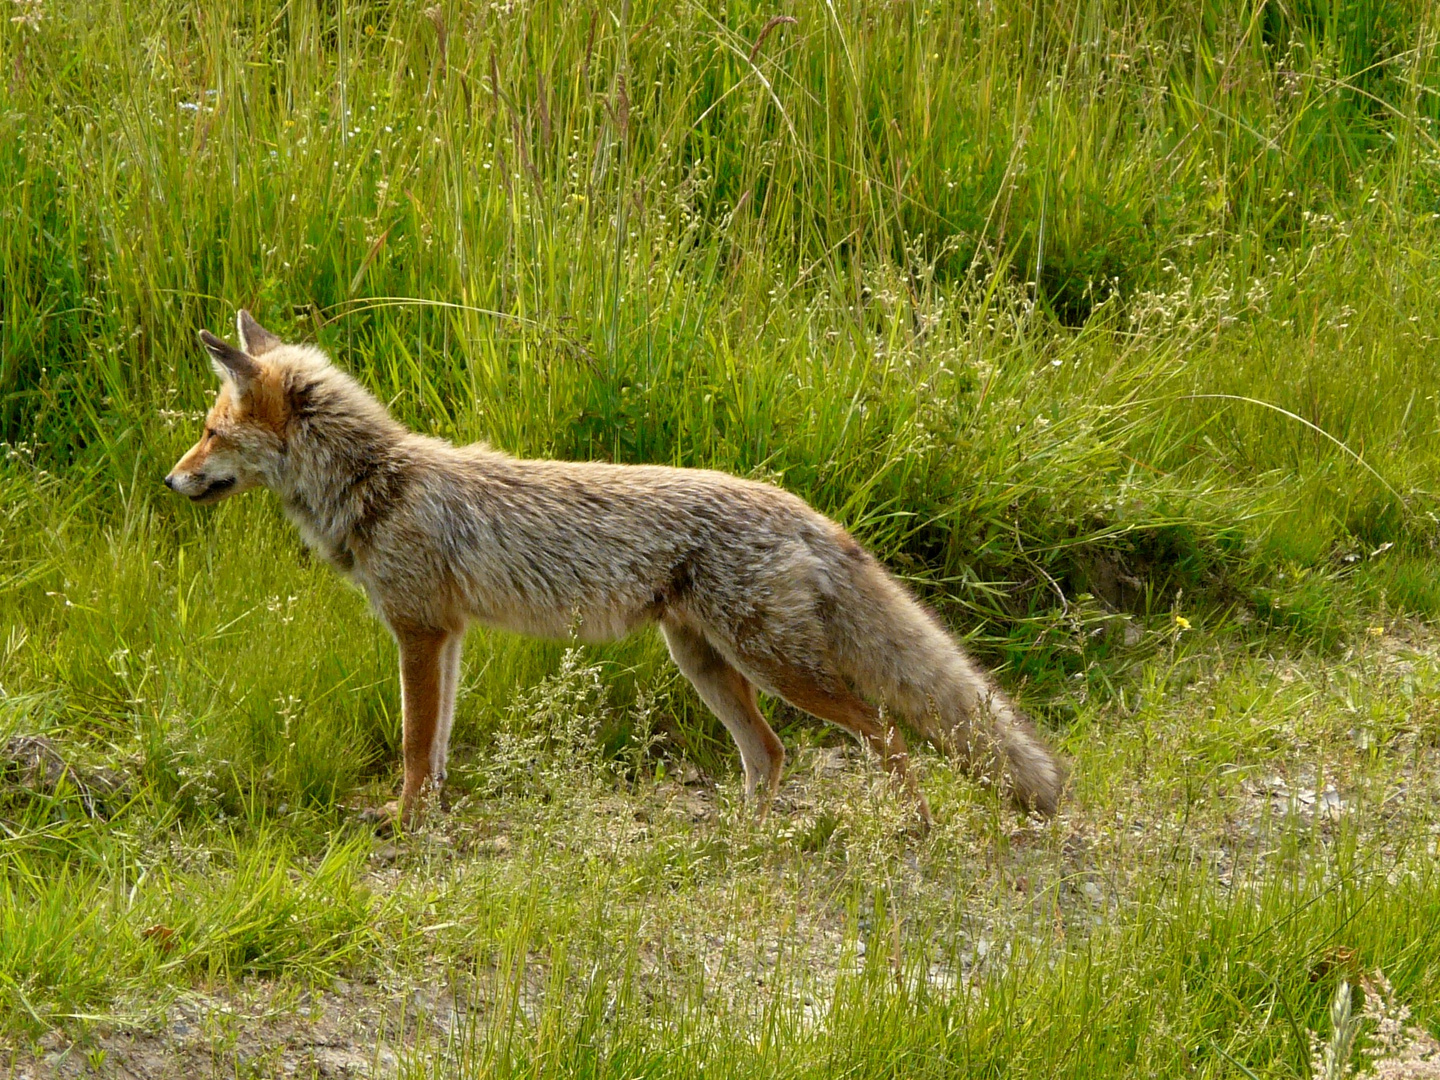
[910, 791, 934, 834]
[357, 800, 403, 836]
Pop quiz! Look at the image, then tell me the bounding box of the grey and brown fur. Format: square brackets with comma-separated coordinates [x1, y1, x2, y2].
[165, 312, 1065, 828]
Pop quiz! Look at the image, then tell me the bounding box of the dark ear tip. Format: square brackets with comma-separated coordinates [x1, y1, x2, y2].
[197, 328, 220, 347]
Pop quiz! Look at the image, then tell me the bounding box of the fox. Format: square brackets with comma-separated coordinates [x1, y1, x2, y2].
[164, 311, 1064, 829]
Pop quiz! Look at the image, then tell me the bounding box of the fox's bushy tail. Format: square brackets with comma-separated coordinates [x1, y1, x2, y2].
[835, 558, 1065, 814]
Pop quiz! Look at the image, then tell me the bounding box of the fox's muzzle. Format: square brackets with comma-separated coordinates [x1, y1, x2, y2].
[164, 471, 237, 503]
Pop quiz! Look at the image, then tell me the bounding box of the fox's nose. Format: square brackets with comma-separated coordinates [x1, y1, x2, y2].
[163, 474, 177, 491]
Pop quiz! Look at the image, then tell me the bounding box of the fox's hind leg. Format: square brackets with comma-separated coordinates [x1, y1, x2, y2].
[739, 658, 933, 827]
[660, 620, 786, 809]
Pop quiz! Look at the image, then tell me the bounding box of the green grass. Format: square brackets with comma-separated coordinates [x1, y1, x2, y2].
[3, 0, 1440, 1075]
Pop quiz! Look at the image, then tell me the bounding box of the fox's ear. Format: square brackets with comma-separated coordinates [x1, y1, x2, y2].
[198, 328, 260, 385]
[236, 309, 283, 357]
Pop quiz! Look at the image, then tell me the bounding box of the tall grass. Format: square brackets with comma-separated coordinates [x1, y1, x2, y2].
[4, 0, 1440, 650]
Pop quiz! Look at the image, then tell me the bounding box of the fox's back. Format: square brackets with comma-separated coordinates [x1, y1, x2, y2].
[362, 439, 855, 640]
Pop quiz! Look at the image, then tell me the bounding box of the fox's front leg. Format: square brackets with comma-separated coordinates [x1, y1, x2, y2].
[390, 624, 450, 829]
[431, 633, 463, 810]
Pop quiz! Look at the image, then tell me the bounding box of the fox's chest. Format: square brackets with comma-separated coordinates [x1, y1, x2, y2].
[281, 498, 360, 576]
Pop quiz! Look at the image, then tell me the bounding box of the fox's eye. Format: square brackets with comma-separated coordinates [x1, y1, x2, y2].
[206, 427, 217, 440]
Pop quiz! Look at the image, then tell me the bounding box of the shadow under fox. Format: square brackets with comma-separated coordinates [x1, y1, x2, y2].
[165, 311, 1065, 828]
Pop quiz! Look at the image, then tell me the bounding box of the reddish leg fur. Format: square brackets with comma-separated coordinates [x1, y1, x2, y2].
[660, 621, 787, 809]
[737, 655, 934, 827]
[666, 618, 932, 827]
[788, 684, 932, 825]
[394, 624, 448, 828]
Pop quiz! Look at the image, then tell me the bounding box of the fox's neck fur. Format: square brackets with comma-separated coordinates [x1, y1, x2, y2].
[275, 360, 415, 570]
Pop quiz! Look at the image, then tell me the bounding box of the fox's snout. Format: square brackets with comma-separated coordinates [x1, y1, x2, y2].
[164, 461, 239, 503]
[165, 439, 242, 502]
[163, 460, 199, 496]
[164, 446, 210, 497]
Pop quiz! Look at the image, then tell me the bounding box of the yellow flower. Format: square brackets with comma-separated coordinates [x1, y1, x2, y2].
[1174, 616, 1191, 631]
[1367, 625, 1385, 638]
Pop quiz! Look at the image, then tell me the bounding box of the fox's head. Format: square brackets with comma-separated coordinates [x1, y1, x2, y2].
[164, 310, 301, 504]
